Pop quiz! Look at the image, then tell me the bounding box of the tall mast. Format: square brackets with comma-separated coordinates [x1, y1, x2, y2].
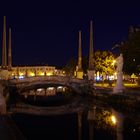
[89, 21, 94, 70]
[78, 30, 82, 71]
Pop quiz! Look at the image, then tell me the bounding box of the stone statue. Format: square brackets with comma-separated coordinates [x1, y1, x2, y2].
[113, 53, 124, 93]
[116, 53, 123, 73]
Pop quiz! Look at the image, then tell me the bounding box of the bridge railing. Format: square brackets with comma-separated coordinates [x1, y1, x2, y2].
[8, 75, 87, 85]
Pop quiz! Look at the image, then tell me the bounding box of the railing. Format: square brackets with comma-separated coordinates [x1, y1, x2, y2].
[9, 75, 87, 85]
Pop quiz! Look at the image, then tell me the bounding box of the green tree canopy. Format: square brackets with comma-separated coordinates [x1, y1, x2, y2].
[94, 50, 115, 76]
[63, 50, 116, 77]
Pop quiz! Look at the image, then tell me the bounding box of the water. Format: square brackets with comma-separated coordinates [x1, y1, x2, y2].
[11, 108, 140, 140]
[12, 113, 78, 140]
[10, 87, 140, 140]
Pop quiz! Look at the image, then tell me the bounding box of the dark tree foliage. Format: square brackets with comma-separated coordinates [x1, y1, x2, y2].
[122, 28, 140, 74]
[63, 57, 77, 76]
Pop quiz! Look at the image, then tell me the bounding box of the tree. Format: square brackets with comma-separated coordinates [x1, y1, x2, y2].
[94, 50, 116, 78]
[63, 51, 116, 78]
[63, 58, 77, 76]
[121, 27, 140, 74]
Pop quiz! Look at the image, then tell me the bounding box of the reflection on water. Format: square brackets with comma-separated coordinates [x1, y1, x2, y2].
[11, 106, 140, 140]
[20, 86, 74, 107]
[10, 87, 140, 140]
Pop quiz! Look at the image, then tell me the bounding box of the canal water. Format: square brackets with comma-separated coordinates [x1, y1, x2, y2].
[10, 88, 140, 140]
[11, 107, 140, 140]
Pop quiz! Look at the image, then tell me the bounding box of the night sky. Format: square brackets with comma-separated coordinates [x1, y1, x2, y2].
[1, 1, 140, 67]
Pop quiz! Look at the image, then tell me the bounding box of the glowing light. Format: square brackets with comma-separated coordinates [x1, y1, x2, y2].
[111, 115, 117, 125]
[19, 75, 24, 79]
[12, 73, 15, 76]
[57, 86, 63, 89]
[109, 75, 114, 80]
[47, 87, 55, 90]
[96, 76, 100, 81]
[46, 73, 53, 76]
[39, 72, 45, 76]
[37, 88, 44, 92]
[112, 60, 116, 66]
[29, 72, 35, 77]
[19, 72, 24, 76]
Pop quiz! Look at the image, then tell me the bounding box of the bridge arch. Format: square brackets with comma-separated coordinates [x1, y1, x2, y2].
[7, 76, 92, 95]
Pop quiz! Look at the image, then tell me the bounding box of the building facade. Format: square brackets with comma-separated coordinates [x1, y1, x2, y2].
[0, 16, 64, 80]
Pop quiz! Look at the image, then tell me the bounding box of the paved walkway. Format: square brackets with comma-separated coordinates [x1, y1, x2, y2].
[0, 115, 26, 140]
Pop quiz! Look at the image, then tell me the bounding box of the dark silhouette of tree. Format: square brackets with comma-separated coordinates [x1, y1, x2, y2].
[122, 27, 140, 74]
[63, 58, 77, 76]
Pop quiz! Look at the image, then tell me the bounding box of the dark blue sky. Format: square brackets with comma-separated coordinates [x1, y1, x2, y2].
[0, 1, 140, 67]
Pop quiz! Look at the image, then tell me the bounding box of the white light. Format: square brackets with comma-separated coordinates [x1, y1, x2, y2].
[19, 76, 24, 79]
[47, 87, 55, 90]
[111, 115, 117, 125]
[37, 88, 43, 92]
[57, 86, 63, 89]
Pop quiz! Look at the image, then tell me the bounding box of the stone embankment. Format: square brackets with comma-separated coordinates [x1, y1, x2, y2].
[90, 86, 140, 113]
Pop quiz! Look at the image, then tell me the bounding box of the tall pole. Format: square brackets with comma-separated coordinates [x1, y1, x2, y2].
[87, 21, 95, 81]
[8, 28, 12, 70]
[89, 21, 94, 70]
[75, 30, 83, 79]
[78, 30, 82, 71]
[2, 16, 7, 69]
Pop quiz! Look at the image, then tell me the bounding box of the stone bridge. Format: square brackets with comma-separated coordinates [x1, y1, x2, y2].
[0, 76, 94, 115]
[7, 75, 93, 94]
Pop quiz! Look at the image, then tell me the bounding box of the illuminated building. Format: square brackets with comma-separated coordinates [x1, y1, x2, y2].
[0, 16, 64, 79]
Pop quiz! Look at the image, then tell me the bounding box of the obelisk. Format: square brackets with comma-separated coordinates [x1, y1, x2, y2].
[87, 21, 95, 80]
[76, 30, 84, 79]
[8, 28, 12, 70]
[2, 16, 7, 69]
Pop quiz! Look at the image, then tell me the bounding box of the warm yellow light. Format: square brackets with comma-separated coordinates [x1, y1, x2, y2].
[114, 72, 117, 75]
[29, 72, 35, 77]
[46, 73, 53, 76]
[112, 60, 116, 66]
[19, 72, 24, 76]
[111, 115, 117, 125]
[39, 72, 45, 76]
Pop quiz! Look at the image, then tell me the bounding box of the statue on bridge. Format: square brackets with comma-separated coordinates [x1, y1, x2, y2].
[113, 53, 125, 93]
[116, 53, 123, 73]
